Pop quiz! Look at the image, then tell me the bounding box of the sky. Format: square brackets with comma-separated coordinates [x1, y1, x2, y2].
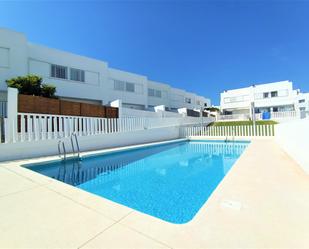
[0, 0, 309, 105]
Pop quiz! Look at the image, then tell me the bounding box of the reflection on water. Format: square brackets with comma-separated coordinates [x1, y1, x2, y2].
[28, 141, 248, 187]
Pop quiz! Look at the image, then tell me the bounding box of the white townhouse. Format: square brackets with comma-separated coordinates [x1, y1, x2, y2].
[0, 28, 210, 113]
[220, 81, 306, 115]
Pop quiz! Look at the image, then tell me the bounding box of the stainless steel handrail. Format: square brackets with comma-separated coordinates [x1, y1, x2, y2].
[58, 140, 67, 161]
[71, 132, 81, 160]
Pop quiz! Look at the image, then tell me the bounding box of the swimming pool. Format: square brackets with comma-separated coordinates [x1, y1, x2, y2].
[25, 140, 249, 224]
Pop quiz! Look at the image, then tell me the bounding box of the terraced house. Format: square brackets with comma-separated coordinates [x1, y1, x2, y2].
[0, 28, 210, 116]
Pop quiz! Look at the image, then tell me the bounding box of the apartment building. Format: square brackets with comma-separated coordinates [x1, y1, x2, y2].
[297, 93, 309, 112]
[0, 28, 210, 112]
[220, 81, 304, 115]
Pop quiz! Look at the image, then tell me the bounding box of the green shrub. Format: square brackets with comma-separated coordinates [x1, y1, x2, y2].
[41, 84, 56, 98]
[6, 75, 56, 98]
[6, 75, 42, 95]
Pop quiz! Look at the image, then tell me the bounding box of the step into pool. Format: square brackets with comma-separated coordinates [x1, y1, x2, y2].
[25, 140, 249, 224]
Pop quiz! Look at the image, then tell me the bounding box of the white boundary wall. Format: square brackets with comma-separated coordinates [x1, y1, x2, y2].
[0, 126, 180, 162]
[275, 119, 309, 173]
[122, 107, 183, 118]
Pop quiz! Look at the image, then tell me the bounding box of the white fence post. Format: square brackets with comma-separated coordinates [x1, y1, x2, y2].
[110, 99, 122, 118]
[6, 87, 18, 143]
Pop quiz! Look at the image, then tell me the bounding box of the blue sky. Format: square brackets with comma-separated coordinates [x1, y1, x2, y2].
[0, 1, 308, 104]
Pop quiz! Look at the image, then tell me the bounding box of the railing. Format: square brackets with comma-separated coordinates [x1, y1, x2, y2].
[0, 101, 7, 117]
[219, 111, 299, 122]
[3, 113, 214, 143]
[181, 124, 275, 137]
[255, 111, 298, 121]
[270, 111, 298, 119]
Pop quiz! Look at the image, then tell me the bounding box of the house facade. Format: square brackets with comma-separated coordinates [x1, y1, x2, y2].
[0, 28, 210, 112]
[220, 81, 305, 115]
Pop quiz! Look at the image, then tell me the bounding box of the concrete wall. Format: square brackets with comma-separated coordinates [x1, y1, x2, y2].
[0, 29, 28, 92]
[275, 119, 309, 173]
[0, 126, 180, 162]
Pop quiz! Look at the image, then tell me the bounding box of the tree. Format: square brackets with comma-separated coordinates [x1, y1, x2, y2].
[6, 75, 56, 98]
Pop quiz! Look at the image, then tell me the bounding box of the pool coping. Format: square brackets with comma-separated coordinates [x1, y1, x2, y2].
[0, 137, 308, 248]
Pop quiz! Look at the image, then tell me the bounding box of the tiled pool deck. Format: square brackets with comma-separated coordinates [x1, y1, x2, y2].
[0, 139, 308, 248]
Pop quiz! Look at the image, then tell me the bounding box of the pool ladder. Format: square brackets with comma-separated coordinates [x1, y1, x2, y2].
[58, 133, 82, 161]
[58, 140, 67, 161]
[71, 132, 82, 161]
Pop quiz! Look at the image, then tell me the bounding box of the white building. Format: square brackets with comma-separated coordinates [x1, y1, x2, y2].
[220, 81, 304, 115]
[0, 28, 210, 113]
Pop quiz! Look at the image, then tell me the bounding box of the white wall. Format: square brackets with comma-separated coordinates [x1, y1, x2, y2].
[0, 126, 180, 161]
[275, 119, 309, 173]
[0, 29, 28, 92]
[147, 80, 170, 108]
[28, 43, 108, 103]
[107, 68, 148, 108]
[122, 107, 183, 118]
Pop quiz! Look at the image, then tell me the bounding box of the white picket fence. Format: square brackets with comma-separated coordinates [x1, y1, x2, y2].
[181, 124, 275, 137]
[2, 113, 214, 143]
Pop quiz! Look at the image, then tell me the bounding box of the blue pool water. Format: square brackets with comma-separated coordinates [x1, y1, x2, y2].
[26, 140, 249, 224]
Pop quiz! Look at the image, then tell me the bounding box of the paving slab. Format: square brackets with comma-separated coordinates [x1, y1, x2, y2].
[46, 180, 133, 222]
[0, 186, 115, 248]
[81, 223, 169, 248]
[0, 167, 39, 197]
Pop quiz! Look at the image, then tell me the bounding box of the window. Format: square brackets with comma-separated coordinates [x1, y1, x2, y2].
[126, 82, 135, 92]
[263, 92, 269, 98]
[114, 80, 125, 91]
[148, 88, 162, 98]
[204, 103, 208, 107]
[300, 107, 306, 111]
[273, 107, 278, 112]
[114, 80, 136, 93]
[51, 64, 67, 79]
[299, 99, 305, 103]
[148, 88, 155, 97]
[271, 91, 278, 97]
[155, 90, 161, 98]
[185, 97, 191, 104]
[70, 68, 85, 82]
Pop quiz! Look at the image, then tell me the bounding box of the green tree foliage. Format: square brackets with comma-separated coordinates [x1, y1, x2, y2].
[6, 75, 56, 98]
[41, 84, 56, 98]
